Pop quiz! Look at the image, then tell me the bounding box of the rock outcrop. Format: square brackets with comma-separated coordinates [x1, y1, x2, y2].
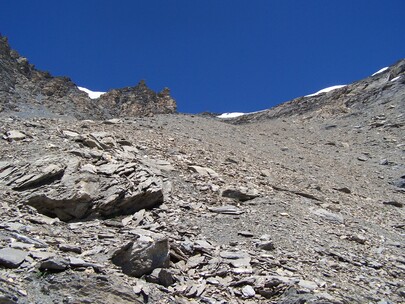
[0, 35, 176, 119]
[98, 80, 176, 118]
[0, 131, 166, 221]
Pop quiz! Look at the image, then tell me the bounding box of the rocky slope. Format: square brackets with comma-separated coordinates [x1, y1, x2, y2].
[0, 37, 404, 304]
[230, 58, 405, 124]
[0, 35, 176, 119]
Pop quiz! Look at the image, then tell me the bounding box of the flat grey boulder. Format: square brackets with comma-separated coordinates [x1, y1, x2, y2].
[39, 257, 69, 272]
[0, 248, 28, 268]
[111, 229, 170, 277]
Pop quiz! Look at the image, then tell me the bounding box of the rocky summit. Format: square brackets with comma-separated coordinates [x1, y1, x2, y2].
[0, 36, 404, 304]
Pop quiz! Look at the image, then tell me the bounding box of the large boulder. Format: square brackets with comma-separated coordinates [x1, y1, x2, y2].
[1, 140, 165, 221]
[111, 229, 170, 277]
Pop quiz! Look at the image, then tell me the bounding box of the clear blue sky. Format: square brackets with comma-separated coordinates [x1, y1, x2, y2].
[1, 1, 404, 113]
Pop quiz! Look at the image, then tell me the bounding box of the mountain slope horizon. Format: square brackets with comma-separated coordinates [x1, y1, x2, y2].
[1, 33, 404, 119]
[0, 34, 404, 303]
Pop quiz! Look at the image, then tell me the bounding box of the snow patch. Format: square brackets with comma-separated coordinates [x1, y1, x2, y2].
[390, 76, 400, 82]
[371, 67, 388, 76]
[77, 86, 106, 99]
[305, 85, 346, 97]
[217, 109, 266, 119]
[217, 112, 246, 118]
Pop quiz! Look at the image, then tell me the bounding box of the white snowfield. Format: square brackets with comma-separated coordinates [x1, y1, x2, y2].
[371, 67, 388, 76]
[77, 86, 106, 99]
[305, 85, 346, 97]
[217, 109, 267, 119]
[390, 76, 401, 82]
[217, 112, 246, 118]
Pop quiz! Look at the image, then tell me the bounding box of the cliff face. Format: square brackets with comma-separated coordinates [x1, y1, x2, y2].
[0, 35, 176, 119]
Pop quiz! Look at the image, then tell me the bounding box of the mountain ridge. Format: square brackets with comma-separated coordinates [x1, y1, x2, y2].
[0, 34, 176, 119]
[225, 58, 405, 124]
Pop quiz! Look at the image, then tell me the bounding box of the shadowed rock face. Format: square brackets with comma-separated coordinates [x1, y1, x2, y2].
[0, 35, 177, 119]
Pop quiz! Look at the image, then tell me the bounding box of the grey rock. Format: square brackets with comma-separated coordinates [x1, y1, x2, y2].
[219, 251, 249, 259]
[257, 241, 275, 251]
[145, 268, 175, 287]
[391, 176, 405, 189]
[98, 177, 164, 218]
[189, 165, 219, 178]
[186, 254, 206, 268]
[0, 248, 27, 268]
[26, 174, 98, 221]
[357, 155, 369, 161]
[221, 187, 259, 201]
[58, 244, 82, 254]
[97, 163, 120, 175]
[312, 208, 344, 224]
[111, 230, 170, 277]
[298, 280, 318, 290]
[61, 130, 80, 138]
[68, 257, 102, 271]
[230, 258, 251, 268]
[13, 163, 65, 190]
[81, 136, 102, 149]
[241, 285, 255, 297]
[8, 232, 48, 248]
[29, 251, 55, 261]
[238, 231, 254, 237]
[10, 242, 34, 250]
[143, 159, 175, 172]
[5, 130, 26, 141]
[397, 287, 405, 297]
[208, 205, 243, 215]
[27, 214, 60, 225]
[220, 250, 251, 268]
[383, 200, 403, 208]
[103, 118, 121, 124]
[379, 159, 389, 165]
[80, 163, 97, 174]
[333, 187, 351, 194]
[193, 239, 214, 253]
[348, 234, 367, 244]
[39, 257, 69, 271]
